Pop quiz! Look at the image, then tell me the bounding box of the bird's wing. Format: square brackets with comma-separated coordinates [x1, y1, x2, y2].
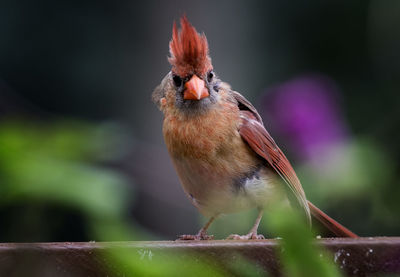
[231, 91, 311, 224]
[231, 91, 358, 237]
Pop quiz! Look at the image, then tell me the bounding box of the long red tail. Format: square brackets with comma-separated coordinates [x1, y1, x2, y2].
[308, 201, 358, 238]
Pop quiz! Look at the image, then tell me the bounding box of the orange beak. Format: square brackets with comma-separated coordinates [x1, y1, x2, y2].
[183, 75, 209, 100]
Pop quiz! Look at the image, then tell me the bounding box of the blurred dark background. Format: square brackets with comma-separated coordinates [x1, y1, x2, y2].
[0, 0, 399, 242]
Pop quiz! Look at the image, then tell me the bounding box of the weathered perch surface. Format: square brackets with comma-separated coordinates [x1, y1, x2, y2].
[0, 237, 399, 276]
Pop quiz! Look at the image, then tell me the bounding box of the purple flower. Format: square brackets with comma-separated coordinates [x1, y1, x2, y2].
[261, 75, 349, 161]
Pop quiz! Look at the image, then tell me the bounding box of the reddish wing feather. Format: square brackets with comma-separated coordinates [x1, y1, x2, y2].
[239, 110, 311, 224]
[233, 91, 358, 237]
[231, 91, 309, 221]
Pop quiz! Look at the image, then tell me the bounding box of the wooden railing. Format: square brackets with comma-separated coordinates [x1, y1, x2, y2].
[1, 237, 399, 276]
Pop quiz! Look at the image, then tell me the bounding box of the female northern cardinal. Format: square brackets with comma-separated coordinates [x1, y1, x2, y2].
[152, 16, 357, 240]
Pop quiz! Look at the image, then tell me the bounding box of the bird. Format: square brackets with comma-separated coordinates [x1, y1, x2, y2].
[152, 16, 357, 240]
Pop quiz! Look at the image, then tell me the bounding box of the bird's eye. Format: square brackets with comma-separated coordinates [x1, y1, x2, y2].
[207, 71, 214, 83]
[172, 75, 182, 87]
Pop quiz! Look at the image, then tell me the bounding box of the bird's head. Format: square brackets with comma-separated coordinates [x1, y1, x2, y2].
[153, 16, 221, 114]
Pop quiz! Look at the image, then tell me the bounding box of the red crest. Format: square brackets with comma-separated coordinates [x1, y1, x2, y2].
[169, 16, 212, 77]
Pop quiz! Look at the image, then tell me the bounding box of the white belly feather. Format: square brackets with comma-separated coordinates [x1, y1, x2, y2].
[174, 156, 285, 217]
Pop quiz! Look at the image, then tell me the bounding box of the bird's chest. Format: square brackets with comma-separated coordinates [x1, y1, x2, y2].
[162, 106, 239, 159]
[162, 106, 265, 215]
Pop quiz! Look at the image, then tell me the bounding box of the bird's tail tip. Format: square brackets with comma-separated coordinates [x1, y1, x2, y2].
[308, 201, 358, 238]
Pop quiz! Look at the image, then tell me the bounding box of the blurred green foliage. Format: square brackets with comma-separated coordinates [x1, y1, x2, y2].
[266, 202, 341, 277]
[298, 138, 398, 236]
[0, 121, 128, 219]
[0, 120, 344, 276]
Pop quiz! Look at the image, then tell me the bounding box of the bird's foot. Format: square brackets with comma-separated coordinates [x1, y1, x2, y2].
[226, 232, 265, 240]
[177, 231, 214, 241]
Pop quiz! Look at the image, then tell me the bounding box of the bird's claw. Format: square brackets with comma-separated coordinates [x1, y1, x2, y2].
[226, 232, 265, 240]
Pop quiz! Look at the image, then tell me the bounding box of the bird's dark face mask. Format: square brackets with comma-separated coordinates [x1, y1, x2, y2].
[172, 71, 220, 115]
